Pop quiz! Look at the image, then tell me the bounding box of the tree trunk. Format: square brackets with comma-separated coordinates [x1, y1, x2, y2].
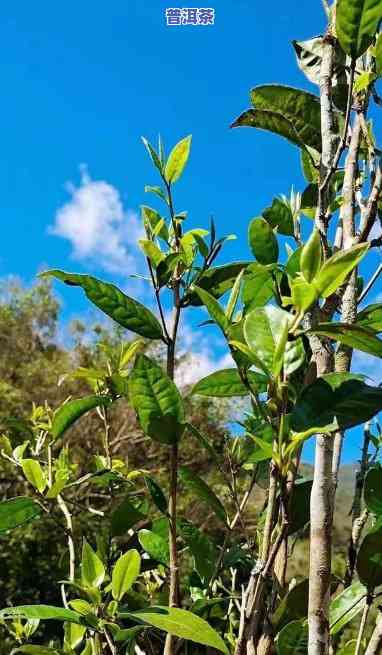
[308, 31, 337, 655]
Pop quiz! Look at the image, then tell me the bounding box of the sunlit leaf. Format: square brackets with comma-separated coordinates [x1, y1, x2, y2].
[336, 0, 382, 58]
[276, 619, 308, 655]
[291, 373, 382, 432]
[81, 539, 105, 588]
[128, 354, 185, 444]
[112, 550, 141, 600]
[0, 605, 82, 625]
[41, 270, 164, 340]
[119, 606, 229, 654]
[138, 529, 169, 565]
[0, 497, 41, 533]
[186, 262, 251, 306]
[21, 459, 47, 494]
[357, 303, 382, 333]
[310, 323, 382, 358]
[191, 368, 267, 397]
[329, 581, 366, 635]
[248, 217, 279, 265]
[52, 396, 113, 441]
[164, 135, 192, 184]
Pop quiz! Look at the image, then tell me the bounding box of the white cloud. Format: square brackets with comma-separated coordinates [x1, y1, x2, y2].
[49, 165, 143, 275]
[352, 350, 381, 385]
[368, 215, 382, 241]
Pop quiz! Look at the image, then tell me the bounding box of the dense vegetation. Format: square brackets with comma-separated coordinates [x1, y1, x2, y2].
[2, 2, 382, 654]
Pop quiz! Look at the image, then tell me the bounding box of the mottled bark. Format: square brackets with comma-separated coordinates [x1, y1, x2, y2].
[308, 32, 337, 655]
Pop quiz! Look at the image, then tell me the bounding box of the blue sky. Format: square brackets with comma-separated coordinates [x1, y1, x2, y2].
[1, 1, 381, 461]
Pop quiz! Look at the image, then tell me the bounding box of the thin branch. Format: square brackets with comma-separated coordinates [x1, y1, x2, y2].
[321, 0, 331, 17]
[358, 263, 382, 304]
[355, 596, 373, 655]
[319, 61, 356, 196]
[359, 159, 382, 242]
[365, 611, 382, 655]
[345, 425, 371, 586]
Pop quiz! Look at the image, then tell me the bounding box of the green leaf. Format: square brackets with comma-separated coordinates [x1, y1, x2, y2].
[336, 0, 382, 58]
[191, 368, 268, 397]
[0, 496, 41, 532]
[52, 395, 112, 441]
[242, 427, 274, 465]
[0, 605, 82, 624]
[241, 263, 275, 311]
[272, 579, 309, 631]
[263, 197, 294, 236]
[129, 354, 185, 444]
[164, 135, 192, 184]
[229, 339, 271, 377]
[285, 246, 303, 278]
[287, 479, 312, 535]
[336, 641, 358, 655]
[276, 619, 308, 655]
[139, 239, 165, 268]
[157, 253, 181, 288]
[329, 581, 366, 635]
[112, 549, 141, 600]
[144, 476, 168, 514]
[13, 648, 61, 655]
[46, 470, 69, 498]
[313, 243, 369, 298]
[144, 185, 168, 204]
[226, 269, 245, 320]
[290, 276, 318, 312]
[111, 498, 146, 537]
[138, 529, 169, 565]
[64, 622, 87, 650]
[291, 373, 382, 432]
[114, 626, 146, 643]
[178, 519, 218, 582]
[300, 148, 319, 183]
[81, 539, 105, 588]
[192, 286, 228, 332]
[141, 137, 163, 175]
[185, 262, 251, 306]
[357, 522, 382, 589]
[310, 322, 382, 358]
[179, 466, 226, 524]
[69, 600, 93, 616]
[21, 459, 46, 494]
[120, 606, 229, 654]
[250, 85, 329, 152]
[244, 306, 305, 377]
[364, 466, 382, 514]
[300, 183, 318, 219]
[357, 303, 382, 332]
[300, 230, 322, 282]
[248, 217, 279, 265]
[41, 270, 164, 340]
[231, 109, 305, 149]
[354, 70, 377, 92]
[141, 205, 169, 242]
